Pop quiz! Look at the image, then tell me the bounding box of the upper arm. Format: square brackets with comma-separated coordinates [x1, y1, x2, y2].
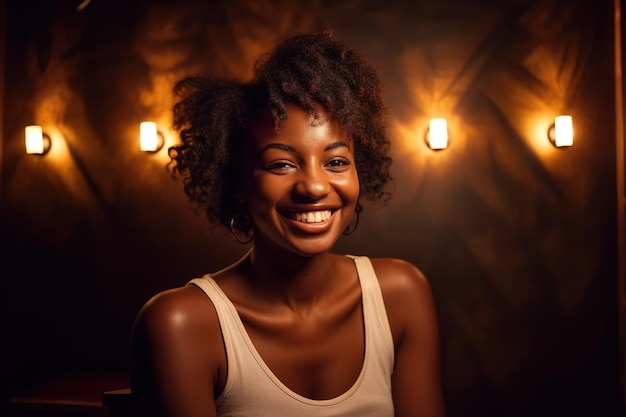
[373, 258, 446, 417]
[130, 286, 225, 417]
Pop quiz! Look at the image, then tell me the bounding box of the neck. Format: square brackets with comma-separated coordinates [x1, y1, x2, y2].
[243, 244, 335, 308]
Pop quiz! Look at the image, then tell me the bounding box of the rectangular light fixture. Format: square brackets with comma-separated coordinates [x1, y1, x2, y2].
[25, 125, 51, 155]
[139, 121, 163, 152]
[553, 115, 573, 147]
[428, 118, 448, 150]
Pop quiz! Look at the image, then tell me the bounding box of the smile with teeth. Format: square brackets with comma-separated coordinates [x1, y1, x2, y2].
[290, 210, 332, 223]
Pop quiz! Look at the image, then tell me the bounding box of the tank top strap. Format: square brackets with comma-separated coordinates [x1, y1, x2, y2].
[345, 255, 395, 374]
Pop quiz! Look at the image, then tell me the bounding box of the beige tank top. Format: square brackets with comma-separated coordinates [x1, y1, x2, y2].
[188, 255, 395, 417]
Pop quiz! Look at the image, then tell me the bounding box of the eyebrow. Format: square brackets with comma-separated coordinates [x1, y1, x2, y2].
[259, 143, 296, 154]
[259, 141, 351, 155]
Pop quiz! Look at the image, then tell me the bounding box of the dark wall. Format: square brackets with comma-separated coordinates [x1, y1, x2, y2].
[0, 0, 620, 416]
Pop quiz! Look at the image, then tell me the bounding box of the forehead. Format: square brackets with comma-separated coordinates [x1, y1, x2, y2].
[248, 103, 348, 149]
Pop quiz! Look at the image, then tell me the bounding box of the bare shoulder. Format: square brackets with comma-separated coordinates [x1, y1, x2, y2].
[133, 283, 219, 338]
[369, 257, 431, 296]
[131, 282, 225, 417]
[131, 283, 224, 371]
[368, 257, 437, 346]
[368, 258, 446, 416]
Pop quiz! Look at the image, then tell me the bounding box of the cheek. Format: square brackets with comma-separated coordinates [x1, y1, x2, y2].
[333, 171, 360, 206]
[244, 172, 283, 211]
[347, 170, 361, 199]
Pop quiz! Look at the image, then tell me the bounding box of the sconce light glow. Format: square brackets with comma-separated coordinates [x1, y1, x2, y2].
[25, 125, 51, 155]
[139, 121, 164, 152]
[548, 115, 573, 147]
[427, 118, 448, 150]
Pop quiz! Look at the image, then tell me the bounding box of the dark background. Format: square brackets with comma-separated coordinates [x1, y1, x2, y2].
[0, 0, 623, 416]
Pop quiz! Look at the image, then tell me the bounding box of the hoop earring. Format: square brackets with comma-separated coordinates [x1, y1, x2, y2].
[343, 210, 360, 236]
[230, 217, 253, 244]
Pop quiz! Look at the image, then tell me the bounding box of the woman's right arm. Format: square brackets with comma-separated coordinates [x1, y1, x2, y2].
[130, 285, 226, 417]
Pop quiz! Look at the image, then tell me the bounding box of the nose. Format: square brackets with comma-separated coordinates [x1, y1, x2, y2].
[294, 165, 331, 200]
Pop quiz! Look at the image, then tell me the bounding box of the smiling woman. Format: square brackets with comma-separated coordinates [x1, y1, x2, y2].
[129, 31, 446, 417]
[243, 102, 360, 257]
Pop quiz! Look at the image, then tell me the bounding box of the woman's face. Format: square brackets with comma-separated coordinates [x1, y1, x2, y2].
[242, 102, 360, 257]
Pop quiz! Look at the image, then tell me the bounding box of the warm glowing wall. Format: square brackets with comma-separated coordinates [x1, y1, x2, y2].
[0, 0, 621, 416]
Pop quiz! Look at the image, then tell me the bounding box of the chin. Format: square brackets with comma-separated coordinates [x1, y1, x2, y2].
[283, 233, 342, 258]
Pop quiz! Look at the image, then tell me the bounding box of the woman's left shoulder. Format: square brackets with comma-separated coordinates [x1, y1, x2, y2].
[368, 257, 431, 294]
[367, 257, 439, 349]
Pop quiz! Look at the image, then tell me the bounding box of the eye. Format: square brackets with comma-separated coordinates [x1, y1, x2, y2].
[265, 161, 296, 173]
[325, 158, 351, 172]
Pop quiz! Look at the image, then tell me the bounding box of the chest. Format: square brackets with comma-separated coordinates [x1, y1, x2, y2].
[237, 293, 365, 400]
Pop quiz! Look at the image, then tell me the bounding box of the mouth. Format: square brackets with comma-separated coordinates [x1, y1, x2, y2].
[284, 209, 333, 224]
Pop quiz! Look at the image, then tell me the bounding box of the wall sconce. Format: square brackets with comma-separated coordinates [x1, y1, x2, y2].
[25, 125, 51, 155]
[139, 121, 164, 152]
[548, 115, 573, 147]
[426, 118, 448, 150]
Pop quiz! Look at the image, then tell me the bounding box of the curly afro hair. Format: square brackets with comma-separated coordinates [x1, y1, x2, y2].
[169, 31, 393, 234]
